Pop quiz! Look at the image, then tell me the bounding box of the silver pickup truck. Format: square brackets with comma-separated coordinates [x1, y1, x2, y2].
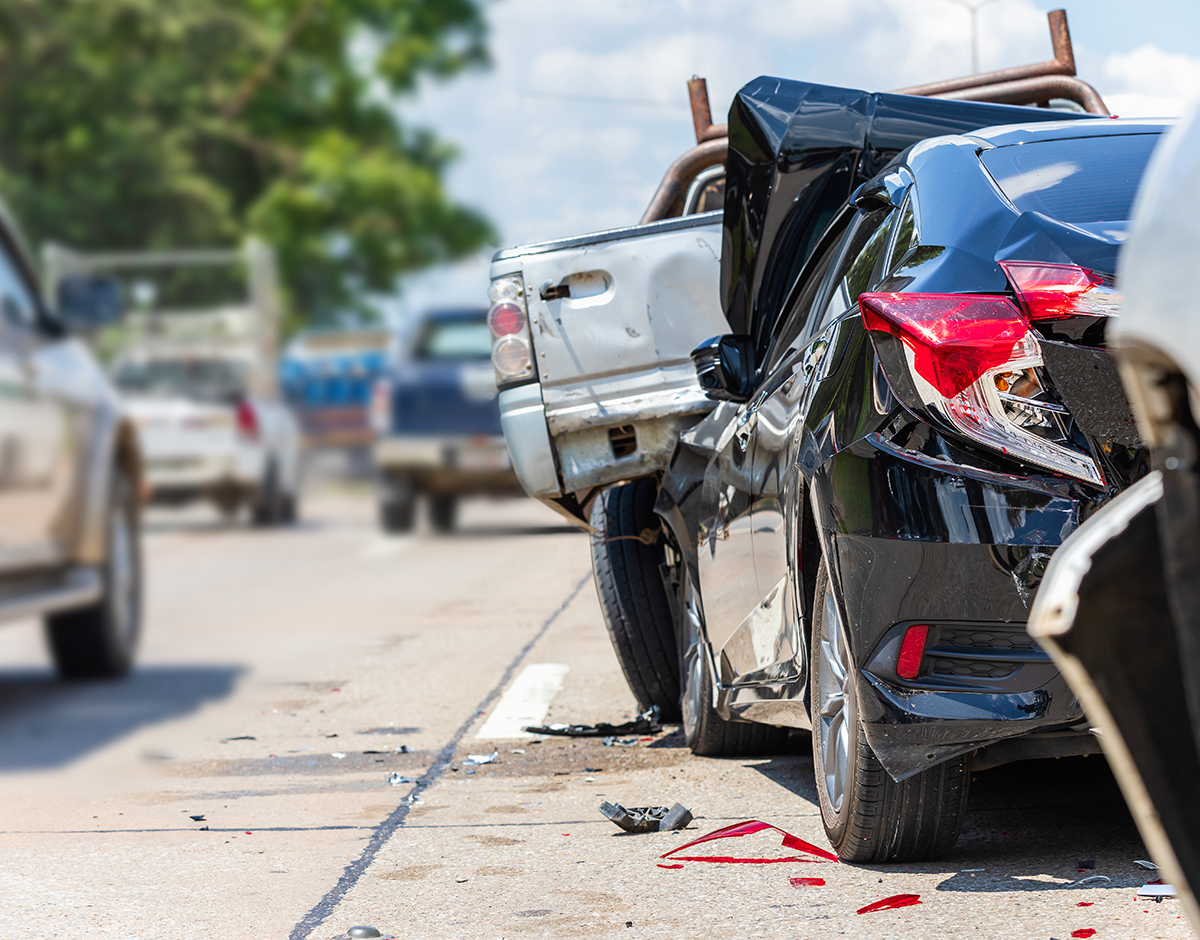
[488, 79, 729, 530]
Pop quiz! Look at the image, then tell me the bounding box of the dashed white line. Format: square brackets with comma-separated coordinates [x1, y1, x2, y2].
[475, 663, 570, 739]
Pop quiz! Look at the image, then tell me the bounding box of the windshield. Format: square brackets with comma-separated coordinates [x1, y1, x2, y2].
[113, 357, 249, 400]
[416, 318, 492, 361]
[980, 133, 1161, 224]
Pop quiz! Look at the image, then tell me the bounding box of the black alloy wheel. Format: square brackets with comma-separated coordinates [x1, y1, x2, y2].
[46, 467, 142, 680]
[810, 556, 970, 861]
[590, 479, 681, 720]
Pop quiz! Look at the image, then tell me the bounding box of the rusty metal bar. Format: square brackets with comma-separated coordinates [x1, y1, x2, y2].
[687, 76, 728, 143]
[894, 9, 1076, 97]
[938, 74, 1109, 115]
[640, 138, 728, 224]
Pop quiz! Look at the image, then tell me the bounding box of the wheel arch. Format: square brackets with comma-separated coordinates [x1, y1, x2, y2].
[76, 411, 142, 565]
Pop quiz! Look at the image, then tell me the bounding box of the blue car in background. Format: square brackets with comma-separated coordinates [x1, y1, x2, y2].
[372, 308, 518, 532]
[280, 328, 391, 449]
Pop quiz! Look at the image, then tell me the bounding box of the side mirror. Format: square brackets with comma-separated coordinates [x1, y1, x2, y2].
[56, 274, 125, 331]
[692, 334, 755, 402]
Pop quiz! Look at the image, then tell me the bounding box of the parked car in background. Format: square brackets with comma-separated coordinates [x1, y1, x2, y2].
[115, 349, 302, 525]
[0, 212, 143, 678]
[1029, 102, 1200, 932]
[372, 308, 518, 533]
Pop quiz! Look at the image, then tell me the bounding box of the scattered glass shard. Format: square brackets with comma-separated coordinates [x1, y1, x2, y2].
[857, 894, 921, 914]
[789, 877, 825, 887]
[1070, 930, 1096, 938]
[1134, 860, 1159, 871]
[463, 751, 498, 765]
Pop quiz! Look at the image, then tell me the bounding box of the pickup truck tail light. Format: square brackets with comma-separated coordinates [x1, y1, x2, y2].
[860, 291, 1104, 486]
[235, 400, 259, 440]
[487, 275, 535, 383]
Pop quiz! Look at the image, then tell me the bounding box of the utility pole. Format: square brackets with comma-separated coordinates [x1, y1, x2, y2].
[934, 0, 1008, 73]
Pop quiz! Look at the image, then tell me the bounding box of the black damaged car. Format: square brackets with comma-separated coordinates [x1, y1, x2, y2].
[594, 79, 1164, 862]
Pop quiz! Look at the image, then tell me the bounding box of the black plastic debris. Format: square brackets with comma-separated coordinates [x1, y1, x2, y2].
[1075, 858, 1095, 869]
[525, 706, 661, 738]
[600, 801, 693, 834]
[220, 735, 256, 743]
[189, 815, 205, 822]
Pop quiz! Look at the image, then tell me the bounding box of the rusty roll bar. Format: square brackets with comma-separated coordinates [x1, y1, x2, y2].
[939, 74, 1109, 115]
[687, 77, 728, 143]
[640, 137, 728, 224]
[894, 9, 1076, 97]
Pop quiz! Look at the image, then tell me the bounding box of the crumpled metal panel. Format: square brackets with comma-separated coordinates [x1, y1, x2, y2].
[720, 78, 1091, 354]
[542, 362, 715, 435]
[556, 414, 696, 492]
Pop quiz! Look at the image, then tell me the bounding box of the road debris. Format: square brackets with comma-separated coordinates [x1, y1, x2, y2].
[395, 745, 410, 754]
[600, 801, 693, 834]
[463, 751, 499, 765]
[660, 820, 839, 866]
[1134, 859, 1159, 870]
[525, 706, 661, 738]
[1075, 875, 1111, 886]
[789, 877, 825, 887]
[386, 773, 419, 786]
[1075, 858, 1095, 869]
[603, 736, 642, 747]
[189, 815, 205, 822]
[341, 927, 393, 940]
[1070, 930, 1096, 938]
[857, 894, 921, 914]
[1077, 902, 1094, 907]
[331, 752, 347, 759]
[1137, 883, 1177, 901]
[220, 735, 256, 743]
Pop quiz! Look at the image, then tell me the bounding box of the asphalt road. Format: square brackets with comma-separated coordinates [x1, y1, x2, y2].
[0, 490, 1188, 939]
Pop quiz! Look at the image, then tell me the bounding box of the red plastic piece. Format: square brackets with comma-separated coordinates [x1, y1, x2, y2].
[999, 262, 1103, 321]
[789, 877, 825, 887]
[859, 293, 1031, 397]
[896, 624, 930, 679]
[657, 864, 683, 870]
[857, 894, 921, 914]
[1070, 930, 1096, 938]
[660, 820, 839, 865]
[1077, 902, 1094, 907]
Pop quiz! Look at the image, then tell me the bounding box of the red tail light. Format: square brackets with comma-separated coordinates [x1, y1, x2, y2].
[860, 291, 1104, 486]
[235, 400, 259, 439]
[896, 624, 930, 680]
[999, 262, 1120, 320]
[858, 293, 1031, 398]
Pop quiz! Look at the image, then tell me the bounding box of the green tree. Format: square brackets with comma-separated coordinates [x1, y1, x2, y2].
[0, 0, 495, 322]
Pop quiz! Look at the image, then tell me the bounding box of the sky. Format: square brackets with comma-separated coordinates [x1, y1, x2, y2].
[389, 0, 1200, 319]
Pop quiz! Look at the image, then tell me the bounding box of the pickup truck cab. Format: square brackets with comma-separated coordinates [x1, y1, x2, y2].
[371, 308, 518, 533]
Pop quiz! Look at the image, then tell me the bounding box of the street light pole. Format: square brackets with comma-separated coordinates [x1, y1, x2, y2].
[934, 0, 1008, 73]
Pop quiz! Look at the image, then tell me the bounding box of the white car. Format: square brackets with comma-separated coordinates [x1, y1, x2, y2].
[115, 352, 303, 524]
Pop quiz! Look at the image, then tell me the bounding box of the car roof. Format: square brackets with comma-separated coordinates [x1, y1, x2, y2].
[965, 117, 1172, 149]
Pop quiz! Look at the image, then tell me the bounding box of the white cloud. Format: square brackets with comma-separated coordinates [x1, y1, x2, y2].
[1101, 44, 1200, 116]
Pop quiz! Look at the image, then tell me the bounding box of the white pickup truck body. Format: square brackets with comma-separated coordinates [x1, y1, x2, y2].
[490, 210, 728, 526]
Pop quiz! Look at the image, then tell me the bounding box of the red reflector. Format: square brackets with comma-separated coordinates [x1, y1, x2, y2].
[859, 293, 1031, 397]
[998, 262, 1102, 321]
[896, 624, 929, 680]
[488, 302, 525, 337]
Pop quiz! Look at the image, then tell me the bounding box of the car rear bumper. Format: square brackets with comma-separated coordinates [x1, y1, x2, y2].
[817, 433, 1100, 779]
[373, 433, 518, 493]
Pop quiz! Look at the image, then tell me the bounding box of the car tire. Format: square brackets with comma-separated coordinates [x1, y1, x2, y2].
[46, 467, 141, 680]
[428, 494, 457, 533]
[251, 463, 284, 527]
[680, 572, 790, 756]
[810, 556, 970, 862]
[379, 474, 416, 533]
[590, 479, 682, 722]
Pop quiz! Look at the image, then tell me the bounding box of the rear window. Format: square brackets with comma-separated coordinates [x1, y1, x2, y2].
[113, 357, 248, 400]
[979, 133, 1160, 224]
[417, 318, 492, 360]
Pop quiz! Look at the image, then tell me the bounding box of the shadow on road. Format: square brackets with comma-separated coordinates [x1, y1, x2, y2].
[0, 665, 242, 771]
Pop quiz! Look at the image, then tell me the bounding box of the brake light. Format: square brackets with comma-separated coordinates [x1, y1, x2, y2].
[896, 624, 929, 680]
[999, 262, 1121, 320]
[235, 400, 259, 439]
[487, 275, 535, 382]
[860, 291, 1104, 486]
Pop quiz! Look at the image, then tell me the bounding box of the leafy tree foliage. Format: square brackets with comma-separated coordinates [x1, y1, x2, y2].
[0, 0, 495, 321]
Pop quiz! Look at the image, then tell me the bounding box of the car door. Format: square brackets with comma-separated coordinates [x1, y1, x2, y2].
[0, 236, 74, 569]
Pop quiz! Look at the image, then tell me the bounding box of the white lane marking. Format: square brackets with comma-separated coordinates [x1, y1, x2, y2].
[360, 536, 415, 560]
[475, 663, 570, 739]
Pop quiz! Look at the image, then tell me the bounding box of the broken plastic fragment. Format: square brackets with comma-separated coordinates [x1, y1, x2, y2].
[1134, 859, 1159, 871]
[603, 736, 641, 747]
[1074, 875, 1111, 886]
[385, 773, 418, 786]
[1077, 902, 1094, 907]
[600, 802, 693, 834]
[857, 894, 921, 914]
[660, 820, 839, 865]
[526, 706, 661, 738]
[789, 877, 825, 887]
[463, 750, 498, 766]
[1137, 883, 1177, 900]
[1070, 930, 1096, 938]
[657, 863, 684, 870]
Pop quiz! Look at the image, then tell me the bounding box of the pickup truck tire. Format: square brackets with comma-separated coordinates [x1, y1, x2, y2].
[46, 468, 141, 680]
[252, 463, 285, 527]
[590, 480, 681, 721]
[810, 557, 970, 861]
[429, 494, 457, 533]
[380, 474, 416, 533]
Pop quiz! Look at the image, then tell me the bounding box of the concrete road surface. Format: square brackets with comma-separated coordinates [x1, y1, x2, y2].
[0, 492, 1187, 939]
